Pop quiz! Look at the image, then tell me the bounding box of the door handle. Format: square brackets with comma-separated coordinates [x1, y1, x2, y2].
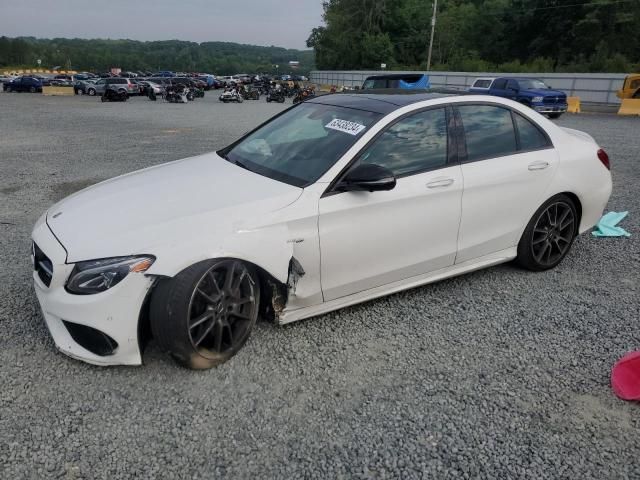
[426, 178, 454, 188]
[528, 161, 550, 171]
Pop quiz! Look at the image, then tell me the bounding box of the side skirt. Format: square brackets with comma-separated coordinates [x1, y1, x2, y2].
[277, 247, 517, 325]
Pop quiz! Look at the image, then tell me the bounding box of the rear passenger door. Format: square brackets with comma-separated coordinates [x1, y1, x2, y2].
[454, 104, 558, 263]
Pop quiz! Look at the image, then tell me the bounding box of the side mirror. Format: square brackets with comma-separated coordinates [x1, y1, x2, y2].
[336, 164, 396, 193]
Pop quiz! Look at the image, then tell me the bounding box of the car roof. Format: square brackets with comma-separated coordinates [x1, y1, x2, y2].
[307, 89, 466, 114]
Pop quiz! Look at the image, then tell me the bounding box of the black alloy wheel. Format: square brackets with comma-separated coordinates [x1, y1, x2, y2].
[151, 259, 260, 369]
[517, 194, 577, 271]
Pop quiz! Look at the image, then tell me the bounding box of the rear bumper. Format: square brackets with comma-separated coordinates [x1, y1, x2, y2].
[31, 215, 152, 366]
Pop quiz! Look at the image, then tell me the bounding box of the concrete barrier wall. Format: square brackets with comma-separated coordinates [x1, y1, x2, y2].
[310, 70, 627, 106]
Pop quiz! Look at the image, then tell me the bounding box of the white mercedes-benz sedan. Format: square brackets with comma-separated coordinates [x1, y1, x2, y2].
[32, 92, 612, 369]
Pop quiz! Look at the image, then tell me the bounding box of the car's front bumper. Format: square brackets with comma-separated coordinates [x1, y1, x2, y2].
[533, 104, 568, 114]
[31, 215, 153, 366]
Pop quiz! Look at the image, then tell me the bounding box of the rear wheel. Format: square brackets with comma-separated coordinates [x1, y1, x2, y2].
[87, 88, 96, 96]
[150, 259, 260, 369]
[548, 113, 563, 119]
[516, 194, 578, 271]
[29, 86, 36, 93]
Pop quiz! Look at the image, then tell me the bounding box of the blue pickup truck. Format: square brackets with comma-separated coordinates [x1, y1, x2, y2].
[469, 77, 567, 118]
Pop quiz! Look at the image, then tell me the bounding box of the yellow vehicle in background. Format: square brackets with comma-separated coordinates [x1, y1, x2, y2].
[617, 74, 640, 99]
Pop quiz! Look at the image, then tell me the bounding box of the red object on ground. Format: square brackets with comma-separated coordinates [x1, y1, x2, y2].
[612, 351, 640, 401]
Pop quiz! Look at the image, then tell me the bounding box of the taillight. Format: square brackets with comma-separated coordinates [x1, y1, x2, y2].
[597, 149, 610, 170]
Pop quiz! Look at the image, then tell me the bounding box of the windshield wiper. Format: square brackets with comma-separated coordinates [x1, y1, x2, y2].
[232, 158, 256, 173]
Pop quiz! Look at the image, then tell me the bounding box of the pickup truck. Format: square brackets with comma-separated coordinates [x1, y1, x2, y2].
[469, 77, 567, 118]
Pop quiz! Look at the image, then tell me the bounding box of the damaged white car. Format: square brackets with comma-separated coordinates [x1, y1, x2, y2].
[32, 92, 612, 369]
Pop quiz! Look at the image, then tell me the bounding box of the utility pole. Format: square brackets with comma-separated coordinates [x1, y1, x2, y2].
[427, 0, 438, 71]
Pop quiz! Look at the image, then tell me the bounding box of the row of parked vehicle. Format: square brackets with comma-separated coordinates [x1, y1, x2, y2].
[360, 73, 569, 118]
[217, 81, 316, 104]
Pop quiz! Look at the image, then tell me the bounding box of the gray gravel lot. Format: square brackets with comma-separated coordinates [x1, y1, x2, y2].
[0, 91, 638, 479]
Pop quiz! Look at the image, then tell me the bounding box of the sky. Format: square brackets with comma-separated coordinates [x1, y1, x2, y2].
[0, 0, 324, 50]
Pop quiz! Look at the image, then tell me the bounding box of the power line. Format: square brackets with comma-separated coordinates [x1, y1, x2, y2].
[486, 0, 636, 15]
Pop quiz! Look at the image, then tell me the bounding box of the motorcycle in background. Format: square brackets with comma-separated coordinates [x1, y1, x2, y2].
[293, 87, 316, 104]
[219, 88, 244, 103]
[163, 84, 189, 103]
[101, 86, 128, 102]
[266, 87, 285, 103]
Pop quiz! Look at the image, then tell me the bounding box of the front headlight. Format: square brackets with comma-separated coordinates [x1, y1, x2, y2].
[66, 255, 155, 295]
[532, 96, 544, 103]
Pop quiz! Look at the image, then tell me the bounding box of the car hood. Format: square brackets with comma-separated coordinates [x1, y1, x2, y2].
[524, 88, 566, 97]
[47, 153, 303, 263]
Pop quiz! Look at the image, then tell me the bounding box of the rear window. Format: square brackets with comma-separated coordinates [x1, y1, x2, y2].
[514, 113, 550, 151]
[473, 79, 492, 88]
[458, 105, 517, 161]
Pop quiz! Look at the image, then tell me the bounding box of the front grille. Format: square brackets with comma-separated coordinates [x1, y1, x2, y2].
[62, 321, 119, 356]
[33, 242, 53, 287]
[543, 95, 566, 105]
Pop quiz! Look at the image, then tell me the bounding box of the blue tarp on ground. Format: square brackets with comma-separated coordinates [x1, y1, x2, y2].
[399, 75, 430, 89]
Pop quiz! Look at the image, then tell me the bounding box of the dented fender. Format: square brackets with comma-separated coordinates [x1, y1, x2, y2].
[146, 222, 294, 283]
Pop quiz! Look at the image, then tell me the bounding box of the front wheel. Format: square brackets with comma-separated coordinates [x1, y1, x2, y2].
[150, 259, 260, 369]
[548, 113, 563, 119]
[87, 88, 96, 96]
[516, 194, 578, 271]
[29, 86, 36, 93]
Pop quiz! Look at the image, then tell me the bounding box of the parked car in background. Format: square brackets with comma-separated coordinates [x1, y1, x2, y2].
[74, 79, 98, 95]
[153, 71, 176, 77]
[3, 76, 43, 93]
[0, 74, 16, 85]
[137, 81, 163, 96]
[469, 77, 568, 118]
[616, 73, 640, 99]
[235, 74, 252, 84]
[220, 76, 237, 87]
[86, 78, 138, 96]
[362, 73, 431, 90]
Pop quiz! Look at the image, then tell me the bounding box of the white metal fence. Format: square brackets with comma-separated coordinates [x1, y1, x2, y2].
[310, 70, 627, 105]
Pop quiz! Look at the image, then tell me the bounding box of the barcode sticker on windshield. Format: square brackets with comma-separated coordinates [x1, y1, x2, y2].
[325, 119, 366, 136]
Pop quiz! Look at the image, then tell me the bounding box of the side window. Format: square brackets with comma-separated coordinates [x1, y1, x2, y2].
[358, 108, 448, 176]
[507, 80, 519, 90]
[492, 79, 507, 90]
[514, 113, 550, 151]
[458, 105, 517, 161]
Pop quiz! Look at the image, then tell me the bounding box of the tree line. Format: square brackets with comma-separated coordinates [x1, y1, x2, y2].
[307, 0, 640, 73]
[0, 37, 315, 74]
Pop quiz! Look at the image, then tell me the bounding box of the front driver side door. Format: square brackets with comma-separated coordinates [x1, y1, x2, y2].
[318, 106, 463, 301]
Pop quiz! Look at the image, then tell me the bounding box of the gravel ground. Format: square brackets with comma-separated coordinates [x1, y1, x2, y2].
[0, 92, 638, 480]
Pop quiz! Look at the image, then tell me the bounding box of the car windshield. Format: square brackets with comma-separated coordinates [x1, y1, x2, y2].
[221, 103, 382, 187]
[518, 79, 549, 90]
